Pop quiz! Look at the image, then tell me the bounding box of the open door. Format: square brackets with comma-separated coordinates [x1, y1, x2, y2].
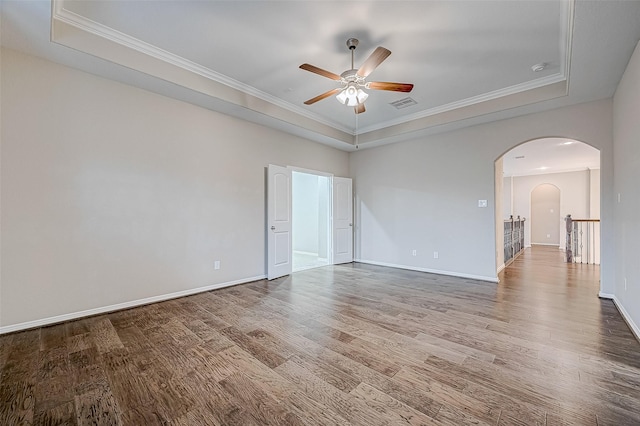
[333, 177, 353, 264]
[267, 164, 292, 280]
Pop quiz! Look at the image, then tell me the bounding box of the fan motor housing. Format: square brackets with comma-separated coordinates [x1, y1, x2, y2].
[340, 69, 365, 85]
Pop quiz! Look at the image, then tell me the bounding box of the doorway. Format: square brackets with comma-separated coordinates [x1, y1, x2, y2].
[266, 164, 353, 280]
[494, 137, 601, 273]
[292, 171, 331, 272]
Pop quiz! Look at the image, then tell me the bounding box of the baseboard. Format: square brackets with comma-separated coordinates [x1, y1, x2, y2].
[293, 250, 319, 257]
[497, 263, 506, 273]
[610, 295, 640, 343]
[530, 243, 560, 247]
[598, 292, 614, 299]
[354, 259, 499, 283]
[0, 275, 266, 335]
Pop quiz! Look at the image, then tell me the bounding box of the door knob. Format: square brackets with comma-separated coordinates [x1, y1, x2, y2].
[349, 223, 353, 226]
[271, 226, 276, 230]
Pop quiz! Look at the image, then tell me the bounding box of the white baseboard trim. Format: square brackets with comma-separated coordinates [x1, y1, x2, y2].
[598, 292, 614, 299]
[608, 295, 640, 343]
[354, 259, 499, 283]
[0, 275, 266, 335]
[497, 263, 506, 274]
[293, 250, 320, 257]
[530, 243, 560, 247]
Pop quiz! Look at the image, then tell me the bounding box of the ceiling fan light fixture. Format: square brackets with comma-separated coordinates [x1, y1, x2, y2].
[337, 83, 367, 107]
[356, 88, 368, 103]
[335, 89, 348, 104]
[302, 38, 412, 114]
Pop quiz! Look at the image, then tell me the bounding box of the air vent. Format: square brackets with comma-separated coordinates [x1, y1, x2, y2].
[515, 155, 525, 159]
[390, 97, 417, 109]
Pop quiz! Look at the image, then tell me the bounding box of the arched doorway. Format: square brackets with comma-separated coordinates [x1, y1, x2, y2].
[495, 137, 600, 271]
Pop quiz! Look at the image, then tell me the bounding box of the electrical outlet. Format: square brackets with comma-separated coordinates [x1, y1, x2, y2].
[478, 200, 488, 208]
[214, 260, 220, 270]
[412, 250, 417, 256]
[433, 251, 439, 259]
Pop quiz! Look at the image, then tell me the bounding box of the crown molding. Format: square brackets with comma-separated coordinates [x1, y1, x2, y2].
[358, 74, 567, 134]
[51, 0, 575, 142]
[358, 0, 575, 135]
[51, 0, 353, 135]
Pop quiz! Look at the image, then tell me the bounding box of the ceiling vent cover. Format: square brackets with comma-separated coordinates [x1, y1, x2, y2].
[390, 97, 417, 109]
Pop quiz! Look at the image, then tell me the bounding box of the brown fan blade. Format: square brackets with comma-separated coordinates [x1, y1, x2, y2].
[299, 64, 342, 81]
[355, 103, 366, 114]
[367, 81, 414, 92]
[304, 88, 341, 105]
[357, 47, 391, 77]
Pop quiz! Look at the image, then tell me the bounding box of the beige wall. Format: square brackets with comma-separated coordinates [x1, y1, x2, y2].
[508, 170, 593, 250]
[530, 184, 561, 245]
[2, 43, 632, 333]
[0, 48, 349, 330]
[612, 41, 640, 337]
[350, 99, 613, 285]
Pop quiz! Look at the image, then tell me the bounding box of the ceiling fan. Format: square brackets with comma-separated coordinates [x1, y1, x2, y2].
[300, 38, 414, 114]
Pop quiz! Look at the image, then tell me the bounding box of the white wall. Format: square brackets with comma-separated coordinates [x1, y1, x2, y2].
[292, 172, 330, 258]
[502, 176, 513, 220]
[0, 48, 349, 330]
[351, 99, 614, 285]
[612, 41, 640, 337]
[494, 157, 504, 270]
[292, 172, 320, 254]
[509, 170, 592, 249]
[589, 168, 601, 219]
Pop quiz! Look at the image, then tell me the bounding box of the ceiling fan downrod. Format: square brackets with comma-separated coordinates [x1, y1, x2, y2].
[347, 38, 359, 70]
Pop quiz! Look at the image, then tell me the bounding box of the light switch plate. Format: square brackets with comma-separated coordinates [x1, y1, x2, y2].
[478, 199, 488, 208]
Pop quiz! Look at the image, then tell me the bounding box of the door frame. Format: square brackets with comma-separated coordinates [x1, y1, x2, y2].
[290, 167, 334, 269]
[267, 165, 353, 279]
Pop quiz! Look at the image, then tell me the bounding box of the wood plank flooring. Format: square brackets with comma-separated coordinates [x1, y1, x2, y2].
[1, 246, 639, 425]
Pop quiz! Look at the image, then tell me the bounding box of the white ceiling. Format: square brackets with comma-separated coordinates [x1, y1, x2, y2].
[2, 1, 640, 151]
[502, 138, 600, 177]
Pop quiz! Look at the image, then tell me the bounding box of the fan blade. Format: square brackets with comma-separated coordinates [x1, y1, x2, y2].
[299, 64, 342, 81]
[367, 81, 414, 92]
[304, 88, 341, 105]
[357, 47, 391, 77]
[355, 103, 366, 114]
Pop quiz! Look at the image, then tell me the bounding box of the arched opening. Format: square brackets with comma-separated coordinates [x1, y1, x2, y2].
[495, 137, 600, 272]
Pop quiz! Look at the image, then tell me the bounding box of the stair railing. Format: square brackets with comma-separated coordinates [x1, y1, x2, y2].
[564, 214, 600, 264]
[504, 215, 526, 266]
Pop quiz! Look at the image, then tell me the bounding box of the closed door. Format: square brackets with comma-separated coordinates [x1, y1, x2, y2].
[333, 177, 353, 264]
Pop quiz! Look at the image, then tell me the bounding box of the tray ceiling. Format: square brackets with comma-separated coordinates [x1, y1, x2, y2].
[2, 1, 640, 150]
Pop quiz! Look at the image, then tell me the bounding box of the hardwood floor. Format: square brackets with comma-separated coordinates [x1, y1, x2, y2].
[1, 246, 639, 425]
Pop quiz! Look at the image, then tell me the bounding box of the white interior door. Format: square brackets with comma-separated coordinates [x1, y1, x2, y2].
[333, 177, 353, 264]
[267, 164, 292, 280]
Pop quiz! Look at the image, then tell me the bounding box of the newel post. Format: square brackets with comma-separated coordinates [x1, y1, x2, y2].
[565, 214, 573, 263]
